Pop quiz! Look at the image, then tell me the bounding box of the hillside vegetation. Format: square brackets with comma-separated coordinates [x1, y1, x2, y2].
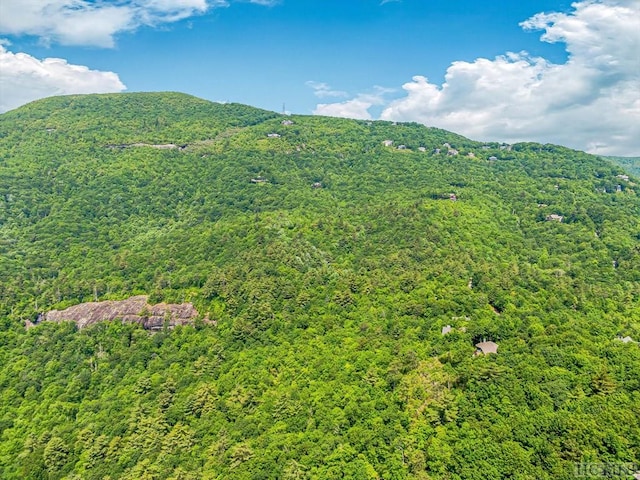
[0, 92, 639, 479]
[606, 156, 640, 177]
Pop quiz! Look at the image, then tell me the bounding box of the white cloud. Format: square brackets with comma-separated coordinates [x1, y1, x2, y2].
[244, 0, 280, 5]
[314, 98, 376, 120]
[0, 0, 276, 111]
[313, 86, 394, 120]
[306, 81, 348, 99]
[318, 0, 640, 156]
[0, 0, 250, 47]
[0, 45, 126, 112]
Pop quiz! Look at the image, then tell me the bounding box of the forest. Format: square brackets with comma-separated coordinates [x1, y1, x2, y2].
[0, 92, 639, 479]
[607, 156, 640, 177]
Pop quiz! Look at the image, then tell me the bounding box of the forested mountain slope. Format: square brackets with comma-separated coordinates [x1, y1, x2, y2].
[0, 92, 639, 479]
[606, 156, 640, 177]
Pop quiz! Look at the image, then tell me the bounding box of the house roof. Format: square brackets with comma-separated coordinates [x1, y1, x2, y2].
[617, 336, 635, 344]
[475, 341, 498, 354]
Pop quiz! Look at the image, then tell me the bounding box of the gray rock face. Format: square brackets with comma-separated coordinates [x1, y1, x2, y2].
[41, 295, 199, 330]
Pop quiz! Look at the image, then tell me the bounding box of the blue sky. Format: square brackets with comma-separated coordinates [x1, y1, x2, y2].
[0, 0, 638, 155]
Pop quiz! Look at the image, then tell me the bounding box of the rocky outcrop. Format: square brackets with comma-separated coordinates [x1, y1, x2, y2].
[105, 143, 188, 150]
[39, 295, 199, 330]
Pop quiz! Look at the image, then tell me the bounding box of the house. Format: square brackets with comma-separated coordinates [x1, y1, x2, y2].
[251, 176, 268, 184]
[616, 184, 622, 192]
[546, 214, 563, 222]
[467, 152, 475, 158]
[442, 143, 451, 148]
[418, 147, 426, 152]
[447, 149, 459, 156]
[475, 341, 498, 355]
[383, 140, 394, 147]
[617, 174, 629, 181]
[434, 148, 441, 154]
[397, 145, 407, 150]
[449, 193, 457, 201]
[616, 336, 636, 344]
[282, 120, 294, 126]
[312, 182, 323, 189]
[267, 133, 281, 138]
[488, 156, 498, 161]
[442, 325, 453, 335]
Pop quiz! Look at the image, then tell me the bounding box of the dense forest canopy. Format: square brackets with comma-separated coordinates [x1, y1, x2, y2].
[606, 156, 640, 177]
[0, 92, 639, 479]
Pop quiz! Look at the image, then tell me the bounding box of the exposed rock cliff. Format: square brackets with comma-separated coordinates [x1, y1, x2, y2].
[39, 295, 199, 330]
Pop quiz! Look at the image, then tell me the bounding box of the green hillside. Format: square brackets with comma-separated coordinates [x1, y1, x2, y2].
[1, 92, 639, 480]
[605, 156, 640, 177]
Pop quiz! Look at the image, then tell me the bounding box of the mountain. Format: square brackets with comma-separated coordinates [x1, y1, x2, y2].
[1, 92, 639, 479]
[606, 156, 640, 177]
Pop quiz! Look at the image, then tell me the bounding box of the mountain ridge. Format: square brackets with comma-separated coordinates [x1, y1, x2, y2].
[0, 92, 639, 480]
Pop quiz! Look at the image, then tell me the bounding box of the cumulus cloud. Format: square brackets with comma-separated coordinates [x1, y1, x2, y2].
[314, 98, 376, 120]
[0, 0, 277, 111]
[0, 0, 241, 47]
[313, 86, 394, 120]
[0, 45, 126, 112]
[319, 0, 640, 156]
